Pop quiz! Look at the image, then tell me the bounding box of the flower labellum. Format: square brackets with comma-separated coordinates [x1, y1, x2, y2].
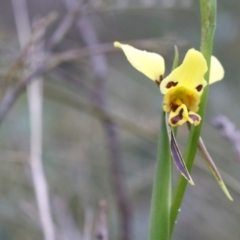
[114, 42, 228, 187]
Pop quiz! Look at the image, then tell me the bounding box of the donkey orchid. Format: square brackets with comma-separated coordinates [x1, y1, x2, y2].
[114, 42, 224, 127]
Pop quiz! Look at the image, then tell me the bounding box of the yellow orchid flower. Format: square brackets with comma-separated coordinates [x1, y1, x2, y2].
[114, 42, 224, 127]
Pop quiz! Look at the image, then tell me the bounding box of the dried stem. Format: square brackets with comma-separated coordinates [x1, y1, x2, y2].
[95, 200, 108, 240]
[83, 208, 94, 240]
[0, 61, 47, 125]
[0, 36, 164, 124]
[212, 115, 240, 160]
[46, 1, 82, 49]
[44, 83, 157, 142]
[62, 1, 132, 240]
[11, 1, 55, 240]
[53, 197, 82, 240]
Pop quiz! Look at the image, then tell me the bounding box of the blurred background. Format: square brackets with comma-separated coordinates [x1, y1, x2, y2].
[0, 0, 239, 239]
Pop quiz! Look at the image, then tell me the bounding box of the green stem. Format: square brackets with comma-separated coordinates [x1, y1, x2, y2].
[149, 111, 172, 240]
[170, 0, 217, 235]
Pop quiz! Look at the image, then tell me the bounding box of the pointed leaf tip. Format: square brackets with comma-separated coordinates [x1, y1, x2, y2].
[189, 179, 195, 186]
[197, 136, 233, 201]
[220, 182, 233, 201]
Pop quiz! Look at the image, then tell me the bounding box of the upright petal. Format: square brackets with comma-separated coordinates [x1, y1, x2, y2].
[114, 42, 165, 83]
[209, 56, 224, 84]
[160, 49, 208, 95]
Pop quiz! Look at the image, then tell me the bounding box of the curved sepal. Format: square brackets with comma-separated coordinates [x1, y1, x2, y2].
[209, 56, 224, 84]
[165, 113, 194, 185]
[198, 137, 233, 201]
[114, 42, 165, 83]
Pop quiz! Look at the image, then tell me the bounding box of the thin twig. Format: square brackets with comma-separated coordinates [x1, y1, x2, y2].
[0, 36, 166, 124]
[62, 1, 132, 240]
[83, 208, 94, 240]
[0, 62, 47, 125]
[11, 1, 56, 240]
[79, 12, 132, 240]
[44, 83, 157, 142]
[0, 42, 112, 125]
[46, 1, 82, 49]
[53, 196, 82, 240]
[0, 12, 57, 104]
[48, 43, 115, 68]
[95, 200, 108, 240]
[212, 115, 240, 161]
[49, 38, 169, 68]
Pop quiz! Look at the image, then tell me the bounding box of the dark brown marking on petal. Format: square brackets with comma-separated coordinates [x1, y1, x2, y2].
[170, 108, 184, 125]
[155, 75, 164, 87]
[189, 114, 200, 122]
[155, 80, 160, 87]
[159, 75, 163, 83]
[196, 85, 203, 92]
[171, 103, 179, 112]
[166, 81, 178, 89]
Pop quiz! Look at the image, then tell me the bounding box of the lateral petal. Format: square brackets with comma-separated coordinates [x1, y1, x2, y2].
[114, 42, 165, 83]
[209, 56, 224, 84]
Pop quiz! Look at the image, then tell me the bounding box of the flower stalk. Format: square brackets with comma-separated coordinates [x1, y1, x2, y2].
[170, 0, 217, 235]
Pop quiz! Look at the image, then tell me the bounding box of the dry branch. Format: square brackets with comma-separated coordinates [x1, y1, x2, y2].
[62, 1, 132, 240]
[11, 1, 56, 240]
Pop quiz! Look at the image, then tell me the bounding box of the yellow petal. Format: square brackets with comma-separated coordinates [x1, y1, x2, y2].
[160, 49, 208, 95]
[114, 42, 165, 82]
[209, 56, 224, 84]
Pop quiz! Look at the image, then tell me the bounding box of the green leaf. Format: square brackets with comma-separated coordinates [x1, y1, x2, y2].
[148, 111, 172, 240]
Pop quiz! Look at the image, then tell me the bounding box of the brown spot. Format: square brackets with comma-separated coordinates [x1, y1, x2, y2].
[166, 81, 178, 89]
[155, 75, 163, 87]
[196, 85, 203, 92]
[170, 108, 184, 125]
[171, 103, 179, 112]
[159, 75, 163, 83]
